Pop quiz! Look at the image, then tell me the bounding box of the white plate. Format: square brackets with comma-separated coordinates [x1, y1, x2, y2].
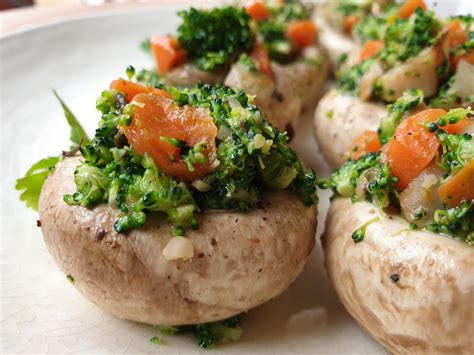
[0, 2, 468, 353]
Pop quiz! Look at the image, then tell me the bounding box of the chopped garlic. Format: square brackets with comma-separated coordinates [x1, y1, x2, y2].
[192, 179, 211, 192]
[253, 134, 266, 149]
[163, 237, 194, 261]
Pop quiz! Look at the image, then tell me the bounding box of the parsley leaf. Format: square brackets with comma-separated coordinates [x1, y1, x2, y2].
[54, 90, 90, 146]
[15, 156, 60, 210]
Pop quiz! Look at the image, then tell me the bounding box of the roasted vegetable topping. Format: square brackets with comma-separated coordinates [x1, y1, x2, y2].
[177, 7, 253, 71]
[27, 77, 317, 235]
[323, 107, 474, 244]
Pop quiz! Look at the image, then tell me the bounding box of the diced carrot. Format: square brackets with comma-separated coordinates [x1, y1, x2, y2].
[398, 0, 427, 19]
[151, 35, 186, 75]
[250, 43, 272, 77]
[245, 1, 270, 22]
[110, 78, 170, 101]
[359, 40, 384, 62]
[384, 109, 446, 190]
[347, 130, 381, 160]
[450, 50, 474, 71]
[438, 160, 474, 207]
[286, 20, 317, 48]
[448, 20, 469, 48]
[443, 117, 473, 134]
[343, 15, 358, 34]
[121, 92, 217, 181]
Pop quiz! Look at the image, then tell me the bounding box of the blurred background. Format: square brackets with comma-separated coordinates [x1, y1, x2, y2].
[0, 0, 472, 36]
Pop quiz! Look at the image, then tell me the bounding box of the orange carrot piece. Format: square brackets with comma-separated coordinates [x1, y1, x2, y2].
[448, 20, 469, 48]
[245, 1, 270, 22]
[384, 109, 446, 190]
[121, 93, 217, 181]
[398, 0, 427, 19]
[286, 20, 317, 48]
[110, 78, 170, 101]
[343, 15, 358, 34]
[443, 117, 473, 134]
[359, 40, 384, 62]
[250, 43, 272, 77]
[348, 130, 382, 160]
[450, 50, 474, 71]
[151, 35, 186, 75]
[438, 160, 474, 207]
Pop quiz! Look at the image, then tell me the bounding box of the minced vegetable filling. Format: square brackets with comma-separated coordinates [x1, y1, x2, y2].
[320, 108, 474, 244]
[64, 82, 317, 235]
[338, 8, 442, 96]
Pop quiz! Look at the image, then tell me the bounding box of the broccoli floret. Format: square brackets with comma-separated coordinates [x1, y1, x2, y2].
[177, 7, 253, 71]
[136, 68, 165, 89]
[257, 0, 309, 61]
[436, 131, 474, 177]
[337, 58, 375, 96]
[426, 201, 474, 244]
[381, 9, 441, 67]
[326, 153, 398, 207]
[190, 315, 243, 348]
[64, 163, 109, 207]
[378, 89, 424, 144]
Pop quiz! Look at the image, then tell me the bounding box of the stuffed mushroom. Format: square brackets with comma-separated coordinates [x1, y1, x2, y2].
[20, 79, 319, 332]
[314, 2, 474, 168]
[312, 0, 394, 72]
[141, 1, 328, 132]
[321, 106, 474, 353]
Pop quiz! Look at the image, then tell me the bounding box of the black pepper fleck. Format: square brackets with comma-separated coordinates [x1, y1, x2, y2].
[211, 238, 217, 246]
[96, 229, 106, 241]
[36, 220, 41, 227]
[390, 273, 400, 283]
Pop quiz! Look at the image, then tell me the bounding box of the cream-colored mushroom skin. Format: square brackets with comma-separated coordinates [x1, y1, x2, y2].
[323, 198, 474, 354]
[313, 89, 387, 168]
[39, 157, 317, 325]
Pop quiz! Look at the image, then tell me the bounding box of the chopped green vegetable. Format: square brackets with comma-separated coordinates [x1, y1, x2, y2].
[190, 314, 243, 348]
[65, 82, 317, 234]
[257, 0, 309, 62]
[324, 152, 398, 208]
[154, 325, 179, 336]
[380, 8, 441, 68]
[177, 7, 253, 71]
[238, 53, 257, 72]
[337, 58, 375, 96]
[66, 274, 74, 283]
[351, 217, 380, 243]
[378, 89, 424, 144]
[436, 131, 474, 177]
[150, 336, 164, 345]
[136, 69, 165, 89]
[426, 201, 474, 244]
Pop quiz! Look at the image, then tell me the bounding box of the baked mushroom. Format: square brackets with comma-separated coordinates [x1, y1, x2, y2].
[313, 4, 473, 168]
[18, 79, 319, 329]
[321, 106, 474, 353]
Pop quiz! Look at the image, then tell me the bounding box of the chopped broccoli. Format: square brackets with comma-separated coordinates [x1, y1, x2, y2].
[63, 81, 317, 234]
[378, 89, 424, 144]
[326, 153, 398, 208]
[337, 58, 375, 96]
[426, 201, 474, 244]
[177, 7, 253, 71]
[189, 315, 243, 348]
[380, 9, 441, 67]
